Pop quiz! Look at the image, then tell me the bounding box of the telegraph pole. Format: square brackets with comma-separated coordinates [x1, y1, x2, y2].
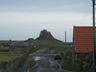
[92, 0, 96, 71]
[64, 31, 67, 50]
[65, 32, 66, 43]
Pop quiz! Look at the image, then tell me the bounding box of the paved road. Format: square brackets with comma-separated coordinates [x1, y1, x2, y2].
[16, 48, 49, 72]
[30, 56, 59, 72]
[17, 48, 62, 72]
[16, 48, 73, 72]
[29, 48, 59, 72]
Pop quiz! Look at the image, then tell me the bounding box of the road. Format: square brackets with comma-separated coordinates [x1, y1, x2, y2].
[17, 48, 64, 72]
[16, 48, 74, 72]
[29, 48, 59, 72]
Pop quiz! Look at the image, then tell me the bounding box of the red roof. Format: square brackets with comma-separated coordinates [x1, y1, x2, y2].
[74, 26, 94, 53]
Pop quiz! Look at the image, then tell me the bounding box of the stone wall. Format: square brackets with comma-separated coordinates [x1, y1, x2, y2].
[0, 53, 28, 72]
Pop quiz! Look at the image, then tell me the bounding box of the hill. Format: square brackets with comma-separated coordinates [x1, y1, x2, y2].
[36, 29, 55, 40]
[26, 29, 72, 46]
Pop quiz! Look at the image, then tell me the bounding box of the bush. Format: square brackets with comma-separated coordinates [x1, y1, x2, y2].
[62, 60, 80, 72]
[29, 61, 37, 67]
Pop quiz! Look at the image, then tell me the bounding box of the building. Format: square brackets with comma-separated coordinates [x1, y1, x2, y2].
[73, 26, 95, 71]
[10, 41, 29, 53]
[73, 26, 94, 53]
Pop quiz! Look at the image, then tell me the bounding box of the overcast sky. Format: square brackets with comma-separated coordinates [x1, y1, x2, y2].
[0, 0, 93, 42]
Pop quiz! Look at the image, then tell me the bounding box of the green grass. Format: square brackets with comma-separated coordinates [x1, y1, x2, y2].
[30, 61, 37, 67]
[0, 53, 23, 62]
[28, 40, 65, 46]
[29, 46, 43, 54]
[58, 60, 81, 72]
[42, 45, 72, 54]
[28, 44, 72, 54]
[28, 40, 72, 54]
[0, 46, 9, 52]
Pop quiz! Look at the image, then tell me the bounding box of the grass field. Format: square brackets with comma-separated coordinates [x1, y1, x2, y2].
[28, 40, 72, 54]
[0, 40, 72, 54]
[28, 44, 72, 55]
[0, 53, 23, 62]
[0, 40, 72, 62]
[46, 45, 72, 54]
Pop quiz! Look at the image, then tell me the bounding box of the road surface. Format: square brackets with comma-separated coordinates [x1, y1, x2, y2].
[29, 48, 59, 72]
[17, 48, 66, 72]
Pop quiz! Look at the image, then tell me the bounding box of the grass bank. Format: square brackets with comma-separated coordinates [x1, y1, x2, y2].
[46, 45, 72, 54]
[29, 46, 43, 54]
[57, 60, 81, 72]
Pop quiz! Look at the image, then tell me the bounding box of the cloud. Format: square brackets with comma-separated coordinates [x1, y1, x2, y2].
[0, 12, 92, 24]
[0, 12, 92, 41]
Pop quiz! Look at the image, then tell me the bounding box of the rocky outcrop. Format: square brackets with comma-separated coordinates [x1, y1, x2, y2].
[36, 29, 55, 40]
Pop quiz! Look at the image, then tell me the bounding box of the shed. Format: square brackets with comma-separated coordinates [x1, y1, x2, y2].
[10, 41, 29, 53]
[10, 41, 29, 47]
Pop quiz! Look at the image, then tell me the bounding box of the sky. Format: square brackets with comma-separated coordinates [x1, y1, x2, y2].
[0, 0, 93, 42]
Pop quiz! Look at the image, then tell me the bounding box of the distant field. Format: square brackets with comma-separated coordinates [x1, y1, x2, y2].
[0, 41, 23, 62]
[0, 53, 23, 62]
[46, 45, 72, 54]
[28, 40, 73, 54]
[28, 40, 69, 46]
[0, 40, 11, 49]
[0, 40, 73, 55]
